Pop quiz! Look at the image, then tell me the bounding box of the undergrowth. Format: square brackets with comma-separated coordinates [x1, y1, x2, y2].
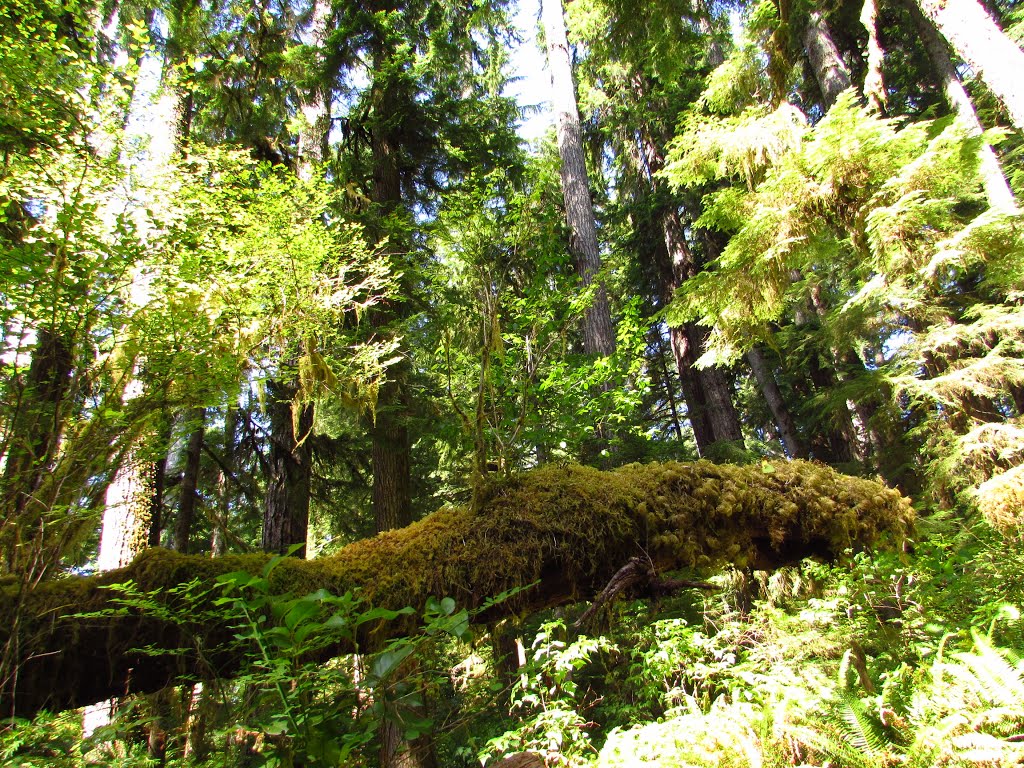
[2, 515, 1022, 766]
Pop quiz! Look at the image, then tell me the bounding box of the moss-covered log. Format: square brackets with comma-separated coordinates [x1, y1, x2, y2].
[0, 460, 912, 717]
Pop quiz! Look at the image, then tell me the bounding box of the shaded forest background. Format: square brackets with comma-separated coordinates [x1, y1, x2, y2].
[1, 0, 1023, 764]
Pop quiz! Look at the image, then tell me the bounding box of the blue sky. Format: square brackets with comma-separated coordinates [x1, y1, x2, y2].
[507, 0, 555, 142]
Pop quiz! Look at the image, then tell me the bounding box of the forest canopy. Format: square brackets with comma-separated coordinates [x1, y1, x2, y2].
[0, 0, 1023, 765]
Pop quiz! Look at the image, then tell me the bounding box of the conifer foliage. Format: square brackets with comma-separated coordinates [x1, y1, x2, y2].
[0, 0, 1023, 764]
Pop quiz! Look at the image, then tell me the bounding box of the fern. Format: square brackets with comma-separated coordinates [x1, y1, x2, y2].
[947, 631, 1024, 712]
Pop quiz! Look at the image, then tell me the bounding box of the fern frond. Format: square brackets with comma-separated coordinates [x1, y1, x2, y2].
[791, 722, 882, 768]
[951, 631, 1024, 710]
[837, 691, 891, 757]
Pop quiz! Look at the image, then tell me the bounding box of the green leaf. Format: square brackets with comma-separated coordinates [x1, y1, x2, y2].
[356, 605, 415, 625]
[372, 644, 414, 680]
[283, 598, 321, 631]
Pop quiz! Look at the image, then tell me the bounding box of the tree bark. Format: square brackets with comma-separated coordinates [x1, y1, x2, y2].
[860, 0, 888, 113]
[904, 0, 1018, 211]
[0, 459, 913, 718]
[263, 381, 313, 557]
[542, 0, 616, 358]
[97, 444, 157, 572]
[368, 38, 413, 537]
[174, 407, 205, 554]
[802, 11, 853, 109]
[746, 346, 808, 459]
[371, 376, 412, 533]
[630, 122, 744, 455]
[0, 328, 74, 570]
[211, 406, 237, 556]
[912, 0, 1024, 131]
[696, 337, 744, 446]
[366, 37, 426, 766]
[296, 0, 332, 181]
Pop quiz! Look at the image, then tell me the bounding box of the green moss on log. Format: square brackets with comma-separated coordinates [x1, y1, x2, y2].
[0, 460, 912, 717]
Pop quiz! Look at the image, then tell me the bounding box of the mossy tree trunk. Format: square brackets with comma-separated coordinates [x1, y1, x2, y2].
[0, 460, 912, 719]
[912, 0, 1024, 131]
[802, 11, 853, 108]
[903, 0, 1017, 212]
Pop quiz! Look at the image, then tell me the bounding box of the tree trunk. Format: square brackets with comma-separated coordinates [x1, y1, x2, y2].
[802, 11, 853, 109]
[371, 376, 412, 533]
[296, 0, 332, 181]
[0, 328, 74, 571]
[211, 406, 237, 556]
[97, 442, 157, 572]
[912, 0, 1024, 131]
[263, 381, 313, 557]
[860, 0, 887, 113]
[904, 0, 1017, 211]
[746, 346, 808, 458]
[85, 417, 159, 737]
[174, 408, 205, 554]
[694, 336, 744, 446]
[629, 120, 744, 455]
[542, 0, 616, 358]
[1, 460, 913, 718]
[658, 206, 726, 453]
[670, 325, 718, 454]
[368, 39, 413, 537]
[367, 38, 425, 767]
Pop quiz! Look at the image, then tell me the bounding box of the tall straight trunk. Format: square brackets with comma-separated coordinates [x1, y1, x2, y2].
[96, 2, 197, 567]
[368, 41, 413, 536]
[803, 11, 853, 108]
[211, 406, 237, 556]
[0, 328, 73, 569]
[746, 346, 808, 458]
[542, 0, 616, 357]
[698, 346, 744, 445]
[370, 374, 411, 533]
[173, 407, 205, 553]
[904, 0, 1017, 211]
[627, 114, 744, 455]
[260, 0, 334, 558]
[296, 0, 332, 181]
[913, 0, 1024, 131]
[366, 40, 432, 768]
[670, 324, 717, 453]
[97, 440, 157, 571]
[860, 0, 887, 113]
[84, 433, 158, 737]
[263, 381, 313, 557]
[652, 199, 716, 452]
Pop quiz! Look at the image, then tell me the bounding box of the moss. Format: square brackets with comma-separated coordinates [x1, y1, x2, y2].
[972, 465, 1024, 534]
[0, 459, 913, 717]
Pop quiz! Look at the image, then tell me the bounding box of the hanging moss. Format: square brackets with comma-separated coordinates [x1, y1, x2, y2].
[0, 459, 912, 717]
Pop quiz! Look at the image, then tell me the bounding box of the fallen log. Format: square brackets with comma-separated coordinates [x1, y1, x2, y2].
[0, 460, 912, 717]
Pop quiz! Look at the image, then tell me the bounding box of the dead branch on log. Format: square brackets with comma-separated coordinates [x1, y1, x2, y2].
[574, 555, 717, 628]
